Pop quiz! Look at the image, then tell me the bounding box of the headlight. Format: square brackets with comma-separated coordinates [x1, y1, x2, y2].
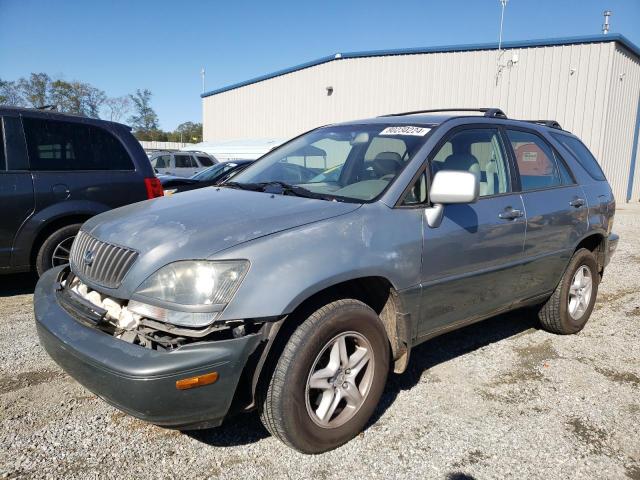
[130, 260, 249, 328]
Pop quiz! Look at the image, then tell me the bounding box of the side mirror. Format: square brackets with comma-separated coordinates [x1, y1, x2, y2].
[425, 170, 479, 228]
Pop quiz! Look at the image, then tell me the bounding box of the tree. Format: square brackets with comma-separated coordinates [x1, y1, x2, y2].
[173, 121, 203, 143]
[128, 89, 159, 134]
[0, 78, 25, 106]
[104, 96, 131, 122]
[18, 73, 51, 108]
[49, 79, 106, 118]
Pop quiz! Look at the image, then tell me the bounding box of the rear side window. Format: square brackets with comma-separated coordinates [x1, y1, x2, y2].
[197, 156, 214, 167]
[551, 134, 606, 181]
[174, 154, 196, 168]
[23, 118, 134, 171]
[506, 130, 561, 191]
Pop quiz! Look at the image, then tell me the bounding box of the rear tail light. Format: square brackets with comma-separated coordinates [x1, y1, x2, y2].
[144, 177, 164, 199]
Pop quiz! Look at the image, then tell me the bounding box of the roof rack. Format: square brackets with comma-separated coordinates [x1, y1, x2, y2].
[523, 120, 563, 130]
[380, 107, 508, 118]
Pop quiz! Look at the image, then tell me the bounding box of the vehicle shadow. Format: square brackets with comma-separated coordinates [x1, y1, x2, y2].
[367, 309, 539, 427]
[186, 308, 539, 449]
[0, 272, 38, 297]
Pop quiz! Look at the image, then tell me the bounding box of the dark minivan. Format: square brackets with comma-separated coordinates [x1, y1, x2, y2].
[0, 106, 162, 276]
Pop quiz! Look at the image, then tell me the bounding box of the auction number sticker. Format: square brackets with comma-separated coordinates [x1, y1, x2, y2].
[379, 126, 431, 136]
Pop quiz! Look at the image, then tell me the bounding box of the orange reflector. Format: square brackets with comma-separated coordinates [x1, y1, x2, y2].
[175, 372, 219, 390]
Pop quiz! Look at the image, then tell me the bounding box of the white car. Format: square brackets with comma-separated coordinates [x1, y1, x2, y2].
[150, 151, 218, 177]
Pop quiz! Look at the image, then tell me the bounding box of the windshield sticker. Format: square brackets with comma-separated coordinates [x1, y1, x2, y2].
[379, 126, 431, 136]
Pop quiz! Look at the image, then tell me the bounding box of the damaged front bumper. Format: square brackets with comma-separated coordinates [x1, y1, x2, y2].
[34, 266, 264, 429]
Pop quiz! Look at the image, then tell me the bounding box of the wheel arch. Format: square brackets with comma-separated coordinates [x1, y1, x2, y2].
[239, 275, 414, 413]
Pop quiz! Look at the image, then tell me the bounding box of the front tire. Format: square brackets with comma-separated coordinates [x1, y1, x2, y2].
[538, 248, 599, 334]
[260, 299, 390, 454]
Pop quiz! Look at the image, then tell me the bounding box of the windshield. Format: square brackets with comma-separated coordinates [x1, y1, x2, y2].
[191, 162, 237, 181]
[229, 124, 432, 202]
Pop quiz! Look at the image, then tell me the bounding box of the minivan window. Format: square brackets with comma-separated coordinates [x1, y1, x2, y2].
[551, 133, 606, 181]
[431, 128, 510, 197]
[197, 156, 214, 167]
[23, 118, 134, 171]
[175, 154, 196, 168]
[507, 130, 561, 191]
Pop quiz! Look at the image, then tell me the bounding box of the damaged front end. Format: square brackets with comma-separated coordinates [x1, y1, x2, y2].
[55, 268, 264, 351]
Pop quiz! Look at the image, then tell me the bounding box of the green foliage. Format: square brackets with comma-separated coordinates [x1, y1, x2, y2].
[1, 73, 201, 144]
[128, 89, 159, 133]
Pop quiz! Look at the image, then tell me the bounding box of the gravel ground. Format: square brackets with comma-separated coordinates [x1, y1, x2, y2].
[1, 205, 639, 480]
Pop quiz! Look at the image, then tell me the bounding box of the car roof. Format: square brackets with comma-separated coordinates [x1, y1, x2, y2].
[0, 105, 131, 129]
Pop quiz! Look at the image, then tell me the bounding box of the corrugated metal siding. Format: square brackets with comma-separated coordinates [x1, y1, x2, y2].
[203, 41, 640, 200]
[601, 46, 640, 201]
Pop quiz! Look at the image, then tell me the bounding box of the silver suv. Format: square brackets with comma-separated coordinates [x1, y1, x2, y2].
[35, 108, 618, 453]
[150, 150, 218, 177]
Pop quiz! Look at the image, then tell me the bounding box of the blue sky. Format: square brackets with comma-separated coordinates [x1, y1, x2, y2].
[1, 0, 638, 130]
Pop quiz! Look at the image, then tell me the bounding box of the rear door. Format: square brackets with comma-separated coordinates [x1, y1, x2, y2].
[173, 154, 199, 177]
[22, 116, 142, 213]
[504, 128, 588, 298]
[418, 126, 527, 337]
[0, 115, 34, 268]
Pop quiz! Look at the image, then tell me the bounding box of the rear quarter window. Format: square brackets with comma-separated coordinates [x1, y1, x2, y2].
[551, 133, 606, 181]
[23, 117, 134, 171]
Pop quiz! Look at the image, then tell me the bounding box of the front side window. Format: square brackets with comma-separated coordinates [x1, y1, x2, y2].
[174, 154, 196, 168]
[430, 128, 510, 197]
[197, 155, 214, 167]
[551, 133, 606, 181]
[231, 124, 432, 202]
[23, 118, 134, 171]
[154, 154, 171, 168]
[507, 130, 562, 191]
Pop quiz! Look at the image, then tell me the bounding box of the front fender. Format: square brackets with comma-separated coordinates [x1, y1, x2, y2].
[212, 202, 424, 321]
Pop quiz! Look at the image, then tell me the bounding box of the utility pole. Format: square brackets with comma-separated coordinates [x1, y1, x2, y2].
[602, 10, 612, 34]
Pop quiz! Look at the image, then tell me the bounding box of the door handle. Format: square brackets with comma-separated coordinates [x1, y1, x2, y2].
[569, 198, 585, 208]
[499, 208, 523, 220]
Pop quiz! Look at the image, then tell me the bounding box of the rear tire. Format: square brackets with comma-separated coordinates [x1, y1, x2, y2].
[35, 224, 81, 276]
[260, 299, 390, 454]
[538, 248, 599, 334]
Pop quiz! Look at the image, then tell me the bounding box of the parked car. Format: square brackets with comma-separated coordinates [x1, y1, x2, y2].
[150, 150, 218, 177]
[159, 159, 254, 194]
[35, 108, 618, 453]
[0, 106, 162, 276]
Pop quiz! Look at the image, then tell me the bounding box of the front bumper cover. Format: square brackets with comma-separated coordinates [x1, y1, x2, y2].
[34, 266, 263, 429]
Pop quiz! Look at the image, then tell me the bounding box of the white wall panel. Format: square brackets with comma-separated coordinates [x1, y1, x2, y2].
[203, 40, 639, 200]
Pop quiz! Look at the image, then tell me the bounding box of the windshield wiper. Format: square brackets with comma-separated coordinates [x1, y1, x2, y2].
[221, 180, 340, 201]
[256, 181, 339, 201]
[220, 181, 262, 191]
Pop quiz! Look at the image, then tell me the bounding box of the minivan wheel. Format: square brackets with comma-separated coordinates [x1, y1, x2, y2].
[260, 299, 389, 454]
[538, 248, 599, 335]
[35, 224, 82, 276]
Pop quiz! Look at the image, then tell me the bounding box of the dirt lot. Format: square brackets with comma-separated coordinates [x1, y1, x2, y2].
[1, 205, 639, 479]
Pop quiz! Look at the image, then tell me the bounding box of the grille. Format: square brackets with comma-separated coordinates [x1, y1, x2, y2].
[69, 230, 138, 289]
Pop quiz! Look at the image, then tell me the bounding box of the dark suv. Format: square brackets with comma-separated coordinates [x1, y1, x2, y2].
[0, 106, 162, 276]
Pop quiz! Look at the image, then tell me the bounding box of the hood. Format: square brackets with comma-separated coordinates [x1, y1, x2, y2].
[82, 187, 361, 287]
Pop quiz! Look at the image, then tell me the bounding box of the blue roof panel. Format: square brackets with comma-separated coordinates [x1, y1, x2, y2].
[201, 34, 640, 98]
